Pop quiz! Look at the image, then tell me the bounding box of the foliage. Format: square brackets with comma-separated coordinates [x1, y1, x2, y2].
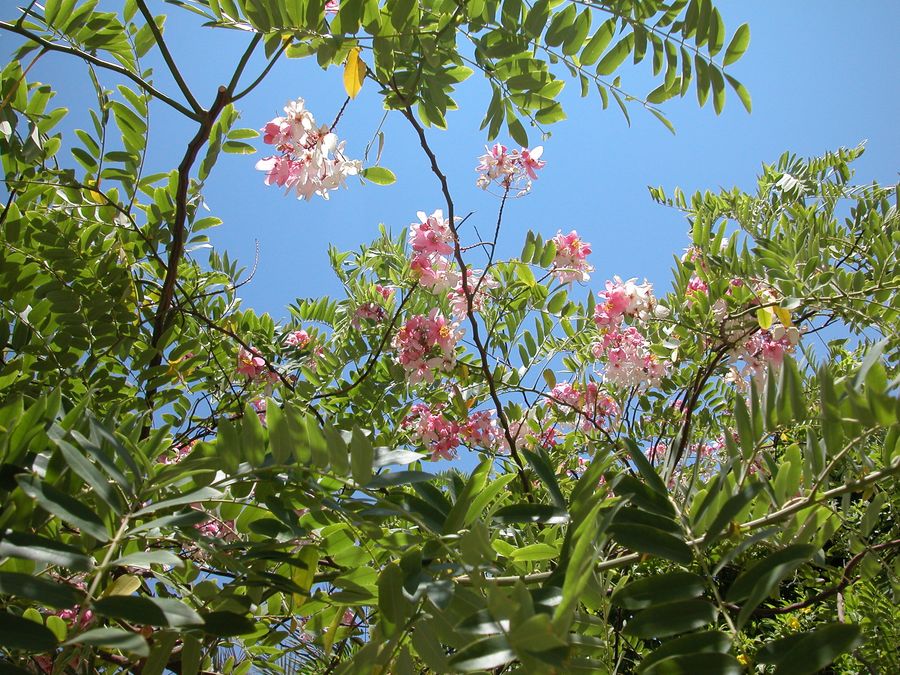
[1, 1, 898, 673]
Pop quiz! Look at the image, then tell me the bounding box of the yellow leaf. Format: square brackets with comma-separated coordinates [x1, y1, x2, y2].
[756, 307, 773, 330]
[773, 306, 793, 327]
[343, 47, 366, 99]
[104, 574, 141, 597]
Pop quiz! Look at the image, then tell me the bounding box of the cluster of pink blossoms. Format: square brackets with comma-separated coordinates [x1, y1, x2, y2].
[726, 325, 800, 388]
[158, 441, 194, 465]
[402, 404, 501, 460]
[235, 347, 278, 382]
[354, 285, 394, 325]
[476, 143, 545, 194]
[505, 418, 558, 454]
[593, 276, 659, 327]
[256, 98, 361, 200]
[409, 209, 456, 291]
[551, 230, 593, 283]
[592, 326, 667, 389]
[591, 277, 667, 389]
[237, 346, 279, 383]
[284, 329, 311, 349]
[408, 210, 495, 320]
[392, 309, 461, 383]
[549, 381, 618, 431]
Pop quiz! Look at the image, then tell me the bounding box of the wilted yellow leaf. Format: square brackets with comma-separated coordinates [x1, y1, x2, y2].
[756, 307, 773, 330]
[343, 47, 365, 99]
[104, 574, 141, 597]
[773, 306, 793, 327]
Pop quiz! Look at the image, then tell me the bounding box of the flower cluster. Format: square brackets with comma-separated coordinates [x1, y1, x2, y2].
[549, 381, 618, 431]
[476, 143, 545, 194]
[551, 230, 593, 283]
[448, 267, 497, 320]
[592, 326, 667, 389]
[158, 441, 194, 465]
[727, 325, 800, 387]
[403, 404, 501, 460]
[392, 309, 461, 383]
[256, 98, 361, 200]
[354, 285, 395, 325]
[284, 329, 311, 349]
[409, 209, 457, 291]
[593, 276, 658, 327]
[237, 346, 279, 384]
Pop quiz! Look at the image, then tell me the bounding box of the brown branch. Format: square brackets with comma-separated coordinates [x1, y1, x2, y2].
[396, 101, 532, 497]
[145, 86, 230, 415]
[747, 537, 900, 616]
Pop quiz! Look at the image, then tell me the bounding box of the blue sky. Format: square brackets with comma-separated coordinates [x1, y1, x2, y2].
[21, 1, 900, 324]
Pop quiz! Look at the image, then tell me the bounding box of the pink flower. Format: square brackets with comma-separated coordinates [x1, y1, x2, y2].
[158, 441, 194, 465]
[460, 410, 502, 449]
[519, 146, 545, 180]
[325, 0, 340, 14]
[448, 267, 496, 319]
[284, 329, 311, 349]
[257, 98, 361, 201]
[592, 326, 667, 389]
[551, 230, 593, 283]
[392, 309, 461, 383]
[411, 253, 454, 291]
[237, 346, 267, 380]
[594, 276, 657, 327]
[410, 209, 455, 256]
[403, 403, 461, 461]
[476, 144, 546, 194]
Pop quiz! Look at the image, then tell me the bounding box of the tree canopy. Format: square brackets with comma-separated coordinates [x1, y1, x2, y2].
[0, 1, 897, 673]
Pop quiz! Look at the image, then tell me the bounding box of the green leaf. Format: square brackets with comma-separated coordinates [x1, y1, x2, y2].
[350, 427, 375, 485]
[523, 0, 550, 39]
[611, 572, 706, 610]
[0, 572, 80, 609]
[16, 475, 109, 541]
[544, 5, 576, 47]
[623, 599, 717, 639]
[596, 34, 634, 76]
[361, 166, 396, 185]
[0, 532, 93, 571]
[771, 624, 863, 675]
[725, 74, 751, 113]
[200, 611, 256, 636]
[448, 634, 515, 671]
[110, 551, 184, 570]
[509, 543, 559, 562]
[463, 473, 517, 526]
[642, 653, 742, 675]
[54, 435, 123, 513]
[92, 596, 203, 628]
[607, 524, 692, 564]
[702, 480, 764, 546]
[65, 627, 149, 656]
[493, 503, 569, 524]
[444, 459, 492, 534]
[726, 544, 815, 602]
[0, 612, 59, 652]
[638, 631, 732, 673]
[522, 449, 565, 508]
[723, 24, 750, 66]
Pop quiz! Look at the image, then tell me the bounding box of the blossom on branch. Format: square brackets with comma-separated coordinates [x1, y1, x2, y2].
[392, 309, 461, 383]
[476, 143, 545, 194]
[551, 230, 593, 283]
[256, 97, 361, 201]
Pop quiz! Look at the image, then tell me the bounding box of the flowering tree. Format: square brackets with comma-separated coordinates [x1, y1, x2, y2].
[1, 1, 898, 674]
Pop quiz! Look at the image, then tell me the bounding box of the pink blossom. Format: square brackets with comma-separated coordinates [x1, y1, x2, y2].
[374, 284, 394, 300]
[448, 267, 496, 319]
[403, 403, 461, 461]
[257, 98, 361, 201]
[686, 275, 708, 295]
[410, 209, 455, 256]
[551, 230, 593, 283]
[594, 276, 656, 327]
[592, 326, 667, 389]
[392, 309, 461, 383]
[284, 329, 311, 349]
[158, 441, 194, 465]
[460, 410, 502, 449]
[237, 346, 268, 380]
[646, 443, 667, 463]
[411, 253, 454, 291]
[549, 381, 618, 430]
[325, 0, 339, 14]
[476, 144, 546, 194]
